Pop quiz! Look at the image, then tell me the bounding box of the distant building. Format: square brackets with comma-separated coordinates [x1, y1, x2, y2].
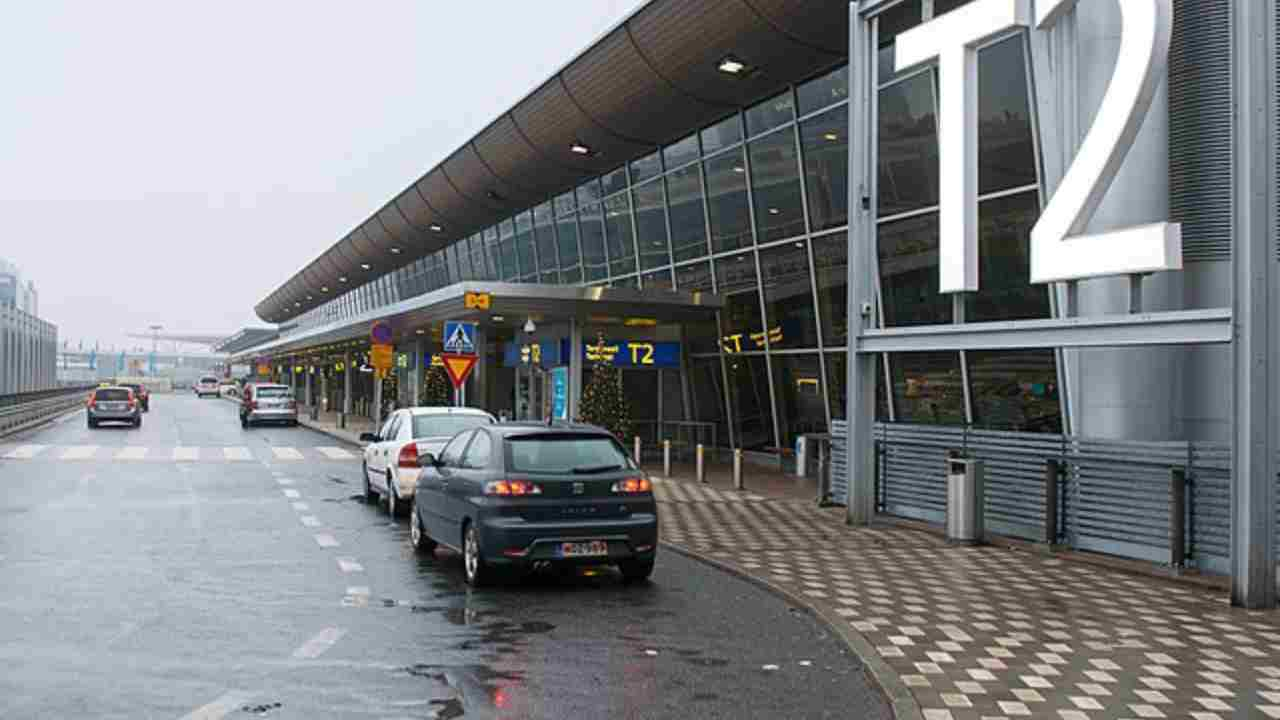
[0, 259, 38, 317]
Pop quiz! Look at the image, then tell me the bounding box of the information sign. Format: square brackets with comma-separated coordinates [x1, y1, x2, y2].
[370, 321, 393, 345]
[443, 321, 477, 355]
[441, 353, 478, 389]
[369, 343, 394, 371]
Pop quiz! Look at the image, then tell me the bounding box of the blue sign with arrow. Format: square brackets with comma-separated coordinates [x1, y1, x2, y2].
[443, 321, 477, 355]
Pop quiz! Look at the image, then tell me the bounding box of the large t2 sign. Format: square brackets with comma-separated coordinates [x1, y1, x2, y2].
[895, 0, 1181, 291]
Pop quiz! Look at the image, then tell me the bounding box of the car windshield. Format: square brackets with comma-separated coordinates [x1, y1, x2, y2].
[506, 434, 633, 474]
[411, 414, 492, 439]
[254, 387, 290, 398]
[95, 389, 130, 401]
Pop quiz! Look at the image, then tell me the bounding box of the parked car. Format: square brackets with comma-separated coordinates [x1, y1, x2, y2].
[117, 382, 150, 412]
[88, 386, 142, 428]
[409, 422, 657, 586]
[195, 376, 220, 398]
[360, 406, 496, 518]
[240, 383, 298, 428]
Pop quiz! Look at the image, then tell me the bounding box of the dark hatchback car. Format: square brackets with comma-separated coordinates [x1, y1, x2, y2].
[410, 423, 657, 586]
[117, 383, 150, 412]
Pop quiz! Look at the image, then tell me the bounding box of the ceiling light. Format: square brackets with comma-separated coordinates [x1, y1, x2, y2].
[360, 263, 372, 270]
[732, 166, 745, 173]
[321, 286, 329, 292]
[415, 328, 425, 335]
[390, 247, 402, 254]
[339, 276, 348, 283]
[794, 242, 804, 248]
[718, 55, 747, 74]
[768, 208, 781, 215]
[824, 132, 839, 141]
[570, 143, 591, 155]
[294, 302, 301, 307]
[429, 224, 443, 232]
[306, 295, 313, 300]
[491, 315, 506, 323]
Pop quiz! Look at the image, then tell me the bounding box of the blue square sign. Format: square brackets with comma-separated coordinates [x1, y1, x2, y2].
[443, 321, 477, 355]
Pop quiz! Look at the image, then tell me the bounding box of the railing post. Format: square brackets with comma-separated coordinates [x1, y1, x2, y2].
[663, 439, 671, 478]
[1171, 467, 1187, 568]
[873, 440, 882, 513]
[733, 449, 743, 490]
[696, 443, 705, 484]
[1044, 459, 1060, 546]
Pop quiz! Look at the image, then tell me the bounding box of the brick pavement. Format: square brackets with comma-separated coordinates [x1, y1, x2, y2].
[652, 472, 1280, 720]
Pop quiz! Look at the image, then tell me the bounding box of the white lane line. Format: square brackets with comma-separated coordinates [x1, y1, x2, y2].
[60, 445, 99, 460]
[223, 447, 252, 461]
[114, 446, 148, 461]
[291, 627, 346, 659]
[275, 478, 294, 486]
[178, 690, 254, 720]
[282, 489, 300, 499]
[173, 446, 199, 462]
[271, 447, 304, 461]
[314, 533, 339, 548]
[5, 444, 48, 459]
[291, 502, 309, 511]
[336, 557, 364, 573]
[300, 515, 321, 528]
[342, 586, 370, 608]
[316, 446, 354, 460]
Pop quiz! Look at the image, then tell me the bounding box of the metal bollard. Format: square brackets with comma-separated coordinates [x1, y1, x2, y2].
[663, 439, 671, 478]
[634, 436, 641, 465]
[696, 444, 705, 484]
[733, 449, 743, 490]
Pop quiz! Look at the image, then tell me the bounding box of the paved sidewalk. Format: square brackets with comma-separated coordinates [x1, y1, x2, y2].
[653, 471, 1280, 720]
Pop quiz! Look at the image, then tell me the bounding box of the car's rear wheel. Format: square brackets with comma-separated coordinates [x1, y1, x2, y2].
[87, 418, 96, 429]
[410, 506, 437, 555]
[463, 523, 491, 587]
[362, 463, 377, 503]
[133, 417, 142, 428]
[619, 558, 655, 584]
[386, 474, 405, 518]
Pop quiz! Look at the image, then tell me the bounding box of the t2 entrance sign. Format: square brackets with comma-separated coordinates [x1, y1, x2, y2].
[894, 0, 1181, 291]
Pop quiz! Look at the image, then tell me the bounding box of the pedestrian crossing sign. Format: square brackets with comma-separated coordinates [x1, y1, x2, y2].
[443, 321, 477, 355]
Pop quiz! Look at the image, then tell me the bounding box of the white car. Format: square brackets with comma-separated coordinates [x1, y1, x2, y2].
[195, 376, 220, 398]
[360, 406, 496, 518]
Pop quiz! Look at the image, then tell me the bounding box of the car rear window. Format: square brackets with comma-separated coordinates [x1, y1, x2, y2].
[505, 434, 633, 474]
[254, 387, 290, 398]
[200, 377, 218, 384]
[95, 389, 130, 401]
[411, 414, 492, 439]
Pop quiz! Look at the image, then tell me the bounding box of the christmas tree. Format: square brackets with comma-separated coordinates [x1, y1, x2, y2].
[578, 337, 633, 441]
[419, 363, 453, 406]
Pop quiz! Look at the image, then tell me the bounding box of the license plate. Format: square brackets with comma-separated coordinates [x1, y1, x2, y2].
[558, 540, 608, 558]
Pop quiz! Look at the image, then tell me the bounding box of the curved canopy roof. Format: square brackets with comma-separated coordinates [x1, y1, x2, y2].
[256, 0, 849, 323]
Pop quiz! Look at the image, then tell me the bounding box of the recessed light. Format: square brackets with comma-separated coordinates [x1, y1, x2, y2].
[306, 295, 313, 300]
[429, 224, 443, 232]
[768, 208, 781, 215]
[321, 286, 329, 292]
[732, 166, 745, 173]
[390, 247, 401, 254]
[824, 132, 839, 141]
[360, 263, 371, 270]
[415, 328, 425, 335]
[491, 315, 506, 323]
[294, 302, 301, 307]
[570, 143, 591, 155]
[718, 55, 747, 74]
[339, 276, 348, 283]
[794, 242, 804, 248]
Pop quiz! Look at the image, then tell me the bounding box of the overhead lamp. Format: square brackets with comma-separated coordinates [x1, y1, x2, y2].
[491, 315, 506, 323]
[321, 286, 329, 292]
[415, 328, 425, 335]
[732, 166, 745, 173]
[360, 263, 372, 270]
[339, 276, 348, 283]
[390, 247, 402, 254]
[570, 143, 591, 156]
[429, 224, 443, 232]
[294, 302, 301, 307]
[718, 55, 747, 75]
[306, 295, 313, 300]
[768, 207, 781, 215]
[823, 132, 839, 141]
[523, 317, 536, 334]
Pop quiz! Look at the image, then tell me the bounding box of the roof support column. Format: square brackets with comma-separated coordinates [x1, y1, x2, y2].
[569, 317, 583, 420]
[342, 352, 353, 419]
[411, 339, 424, 406]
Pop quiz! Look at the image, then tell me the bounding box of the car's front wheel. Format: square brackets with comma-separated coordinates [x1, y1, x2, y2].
[619, 558, 655, 584]
[410, 506, 437, 555]
[134, 417, 142, 428]
[362, 462, 377, 503]
[463, 523, 492, 587]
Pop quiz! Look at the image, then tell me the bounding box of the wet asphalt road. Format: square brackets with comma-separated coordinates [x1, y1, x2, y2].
[0, 394, 889, 719]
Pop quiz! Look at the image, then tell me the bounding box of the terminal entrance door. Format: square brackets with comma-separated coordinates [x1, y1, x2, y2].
[513, 365, 551, 421]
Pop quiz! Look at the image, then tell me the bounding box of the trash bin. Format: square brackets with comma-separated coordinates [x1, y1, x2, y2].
[946, 457, 984, 544]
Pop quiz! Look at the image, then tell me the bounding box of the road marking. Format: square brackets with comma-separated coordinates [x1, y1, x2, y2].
[282, 489, 300, 499]
[178, 690, 254, 720]
[314, 533, 339, 548]
[316, 446, 354, 460]
[115, 446, 148, 461]
[291, 627, 346, 659]
[300, 515, 320, 527]
[342, 586, 370, 608]
[5, 444, 48, 459]
[272, 447, 304, 461]
[336, 557, 363, 573]
[275, 478, 294, 486]
[223, 447, 252, 461]
[291, 502, 309, 511]
[60, 445, 98, 460]
[173, 447, 200, 462]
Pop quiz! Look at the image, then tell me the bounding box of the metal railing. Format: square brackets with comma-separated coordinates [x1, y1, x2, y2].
[0, 385, 96, 434]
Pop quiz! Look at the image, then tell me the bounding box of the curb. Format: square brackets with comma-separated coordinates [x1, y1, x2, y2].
[220, 392, 366, 449]
[660, 541, 922, 720]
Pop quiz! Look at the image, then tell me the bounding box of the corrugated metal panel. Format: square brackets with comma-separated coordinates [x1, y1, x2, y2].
[830, 419, 848, 505]
[1188, 443, 1231, 574]
[1169, 0, 1233, 262]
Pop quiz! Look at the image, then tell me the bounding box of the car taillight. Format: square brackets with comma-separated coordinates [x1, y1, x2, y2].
[611, 477, 652, 494]
[484, 480, 542, 496]
[398, 444, 419, 469]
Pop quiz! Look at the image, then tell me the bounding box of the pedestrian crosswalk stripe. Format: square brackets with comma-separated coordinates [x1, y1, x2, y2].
[115, 446, 148, 461]
[4, 445, 47, 459]
[316, 446, 354, 460]
[60, 446, 98, 460]
[173, 446, 199, 462]
[223, 447, 252, 461]
[272, 447, 304, 461]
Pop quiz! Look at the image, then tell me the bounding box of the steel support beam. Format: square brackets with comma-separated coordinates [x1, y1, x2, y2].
[856, 308, 1232, 353]
[1229, 0, 1277, 609]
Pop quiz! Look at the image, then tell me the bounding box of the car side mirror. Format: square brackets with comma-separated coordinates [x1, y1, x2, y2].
[417, 452, 439, 468]
[359, 432, 379, 443]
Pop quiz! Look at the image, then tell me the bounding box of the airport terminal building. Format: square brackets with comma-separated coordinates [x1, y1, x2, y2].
[239, 0, 1280, 594]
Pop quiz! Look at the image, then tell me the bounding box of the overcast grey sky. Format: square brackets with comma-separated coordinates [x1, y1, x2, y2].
[0, 0, 646, 350]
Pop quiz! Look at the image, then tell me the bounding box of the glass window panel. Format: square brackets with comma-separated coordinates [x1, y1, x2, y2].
[800, 105, 850, 232]
[725, 355, 776, 450]
[968, 348, 1061, 433]
[601, 166, 627, 196]
[878, 212, 949, 326]
[661, 368, 684, 422]
[604, 193, 636, 277]
[877, 0, 923, 84]
[933, 0, 974, 17]
[758, 241, 818, 349]
[704, 148, 753, 253]
[878, 70, 939, 216]
[797, 65, 849, 116]
[445, 243, 463, 282]
[498, 219, 519, 281]
[812, 233, 849, 347]
[578, 203, 608, 282]
[716, 251, 764, 352]
[611, 275, 639, 289]
[641, 267, 673, 291]
[633, 179, 670, 271]
[533, 202, 558, 284]
[701, 114, 743, 155]
[772, 354, 827, 448]
[748, 130, 806, 243]
[978, 36, 1036, 194]
[690, 356, 728, 448]
[965, 191, 1049, 322]
[675, 261, 717, 353]
[663, 132, 699, 170]
[555, 191, 576, 217]
[576, 178, 602, 207]
[515, 211, 536, 282]
[483, 227, 501, 280]
[666, 164, 709, 262]
[630, 151, 662, 184]
[825, 352, 890, 421]
[890, 351, 966, 424]
[745, 91, 795, 137]
[468, 234, 489, 281]
[556, 211, 582, 284]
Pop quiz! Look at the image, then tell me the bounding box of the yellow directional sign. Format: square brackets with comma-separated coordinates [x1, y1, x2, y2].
[369, 343, 394, 371]
[464, 291, 492, 310]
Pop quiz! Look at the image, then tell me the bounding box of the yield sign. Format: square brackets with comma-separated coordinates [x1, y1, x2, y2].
[441, 353, 479, 389]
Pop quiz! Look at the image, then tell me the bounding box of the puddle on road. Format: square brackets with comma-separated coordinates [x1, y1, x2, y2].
[402, 664, 526, 719]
